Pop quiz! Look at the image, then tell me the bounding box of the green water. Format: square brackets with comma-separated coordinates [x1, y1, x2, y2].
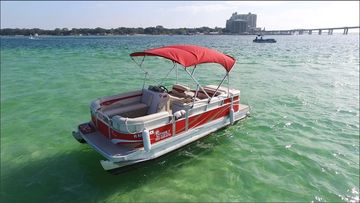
[1, 35, 359, 202]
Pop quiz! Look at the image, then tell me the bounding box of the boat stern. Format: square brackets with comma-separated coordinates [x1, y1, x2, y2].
[72, 122, 97, 144]
[72, 129, 86, 143]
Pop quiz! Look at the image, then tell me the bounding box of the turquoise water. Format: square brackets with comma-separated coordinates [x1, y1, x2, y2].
[1, 35, 359, 202]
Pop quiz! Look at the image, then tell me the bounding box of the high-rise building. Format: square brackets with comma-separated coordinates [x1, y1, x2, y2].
[226, 12, 257, 34]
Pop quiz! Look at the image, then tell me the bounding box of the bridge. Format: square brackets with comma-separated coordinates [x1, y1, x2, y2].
[259, 26, 360, 35]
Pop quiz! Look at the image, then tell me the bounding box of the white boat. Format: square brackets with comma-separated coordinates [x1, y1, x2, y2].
[72, 44, 250, 173]
[29, 33, 39, 40]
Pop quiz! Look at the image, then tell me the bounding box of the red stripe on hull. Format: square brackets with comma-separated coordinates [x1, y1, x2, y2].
[189, 104, 230, 129]
[224, 96, 239, 104]
[91, 98, 241, 148]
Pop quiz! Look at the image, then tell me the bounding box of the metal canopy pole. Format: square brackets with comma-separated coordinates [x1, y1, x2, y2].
[184, 68, 210, 99]
[131, 56, 147, 73]
[190, 66, 197, 89]
[191, 84, 200, 107]
[191, 65, 197, 76]
[176, 63, 178, 84]
[143, 72, 148, 89]
[131, 56, 149, 89]
[209, 72, 228, 102]
[160, 62, 177, 85]
[227, 72, 230, 98]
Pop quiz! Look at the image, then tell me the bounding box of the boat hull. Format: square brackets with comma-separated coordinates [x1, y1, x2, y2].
[73, 104, 249, 172]
[253, 39, 277, 43]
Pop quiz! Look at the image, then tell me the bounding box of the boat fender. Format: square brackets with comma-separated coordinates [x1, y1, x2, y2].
[142, 129, 151, 152]
[174, 110, 186, 120]
[230, 108, 235, 125]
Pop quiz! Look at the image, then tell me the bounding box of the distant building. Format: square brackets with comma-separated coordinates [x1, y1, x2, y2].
[226, 12, 257, 34]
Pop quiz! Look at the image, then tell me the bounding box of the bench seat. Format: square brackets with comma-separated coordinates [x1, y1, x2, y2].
[102, 103, 149, 118]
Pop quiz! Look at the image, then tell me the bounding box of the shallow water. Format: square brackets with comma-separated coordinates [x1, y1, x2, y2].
[1, 34, 359, 202]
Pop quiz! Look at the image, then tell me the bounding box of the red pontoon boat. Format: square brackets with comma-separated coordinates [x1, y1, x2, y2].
[72, 44, 250, 172]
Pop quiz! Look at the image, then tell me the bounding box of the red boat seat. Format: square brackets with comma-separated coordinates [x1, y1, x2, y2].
[170, 84, 194, 98]
[173, 84, 190, 92]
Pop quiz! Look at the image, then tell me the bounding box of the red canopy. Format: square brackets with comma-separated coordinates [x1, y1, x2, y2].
[130, 44, 236, 72]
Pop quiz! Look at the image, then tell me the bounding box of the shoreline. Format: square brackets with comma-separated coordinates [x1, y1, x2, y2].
[1, 33, 359, 37]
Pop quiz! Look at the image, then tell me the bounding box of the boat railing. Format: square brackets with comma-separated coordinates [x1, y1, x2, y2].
[96, 110, 111, 124]
[112, 111, 172, 134]
[172, 96, 223, 116]
[98, 90, 143, 108]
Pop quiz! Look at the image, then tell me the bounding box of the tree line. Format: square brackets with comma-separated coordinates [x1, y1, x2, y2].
[0, 26, 227, 36]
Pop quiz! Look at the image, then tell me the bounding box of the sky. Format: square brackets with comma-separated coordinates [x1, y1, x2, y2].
[1, 1, 359, 30]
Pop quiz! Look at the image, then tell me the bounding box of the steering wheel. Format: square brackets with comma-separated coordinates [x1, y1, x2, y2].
[158, 85, 169, 93]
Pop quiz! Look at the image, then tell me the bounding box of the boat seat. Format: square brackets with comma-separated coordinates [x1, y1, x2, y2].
[102, 103, 148, 118]
[204, 85, 227, 94]
[196, 91, 209, 100]
[173, 84, 190, 92]
[170, 84, 194, 98]
[194, 86, 223, 100]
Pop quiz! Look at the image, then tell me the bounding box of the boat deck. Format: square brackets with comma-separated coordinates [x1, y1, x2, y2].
[79, 104, 249, 163]
[81, 131, 137, 159]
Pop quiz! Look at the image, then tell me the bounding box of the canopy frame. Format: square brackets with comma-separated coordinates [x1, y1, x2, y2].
[130, 44, 236, 104]
[130, 44, 236, 72]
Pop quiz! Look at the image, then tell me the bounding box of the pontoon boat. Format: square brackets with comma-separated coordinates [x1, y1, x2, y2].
[253, 35, 276, 43]
[72, 44, 250, 173]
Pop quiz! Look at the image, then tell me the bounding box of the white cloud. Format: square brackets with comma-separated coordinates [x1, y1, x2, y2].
[171, 0, 286, 13]
[224, 1, 286, 7]
[173, 3, 231, 14]
[260, 1, 359, 29]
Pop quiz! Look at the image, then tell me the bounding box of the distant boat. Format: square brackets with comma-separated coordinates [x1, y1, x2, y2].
[29, 33, 39, 40]
[253, 35, 276, 43]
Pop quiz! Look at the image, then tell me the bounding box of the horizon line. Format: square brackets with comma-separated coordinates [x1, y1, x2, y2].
[2, 25, 359, 30]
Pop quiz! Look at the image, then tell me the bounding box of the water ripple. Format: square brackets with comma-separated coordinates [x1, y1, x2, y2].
[1, 34, 359, 202]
